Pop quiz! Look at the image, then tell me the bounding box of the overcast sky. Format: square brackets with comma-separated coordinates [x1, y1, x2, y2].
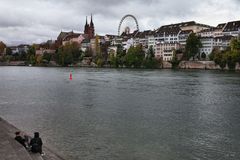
[0, 0, 240, 45]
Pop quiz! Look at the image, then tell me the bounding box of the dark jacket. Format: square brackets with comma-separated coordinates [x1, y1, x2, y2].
[15, 136, 26, 148]
[30, 137, 43, 153]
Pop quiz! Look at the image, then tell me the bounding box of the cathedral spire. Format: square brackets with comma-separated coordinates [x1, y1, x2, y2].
[90, 13, 94, 27]
[85, 16, 88, 25]
[84, 16, 89, 35]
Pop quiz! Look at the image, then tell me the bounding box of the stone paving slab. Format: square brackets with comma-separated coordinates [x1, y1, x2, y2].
[0, 117, 66, 160]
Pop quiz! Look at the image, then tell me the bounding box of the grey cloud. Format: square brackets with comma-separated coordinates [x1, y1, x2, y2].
[0, 0, 240, 45]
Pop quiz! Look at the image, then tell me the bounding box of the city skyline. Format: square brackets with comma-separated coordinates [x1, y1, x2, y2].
[0, 0, 240, 45]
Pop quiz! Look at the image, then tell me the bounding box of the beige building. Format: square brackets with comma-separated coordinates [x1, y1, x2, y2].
[155, 42, 180, 61]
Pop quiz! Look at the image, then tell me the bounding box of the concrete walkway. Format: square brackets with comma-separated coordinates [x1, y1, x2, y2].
[0, 117, 66, 160]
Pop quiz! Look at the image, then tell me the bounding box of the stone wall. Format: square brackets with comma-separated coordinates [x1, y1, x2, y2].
[162, 61, 172, 69]
[178, 61, 221, 70]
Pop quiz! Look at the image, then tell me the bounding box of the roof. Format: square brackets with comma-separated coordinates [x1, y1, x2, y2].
[57, 31, 74, 40]
[155, 25, 181, 36]
[0, 41, 6, 47]
[17, 44, 30, 48]
[120, 30, 139, 39]
[216, 23, 226, 29]
[62, 33, 81, 41]
[223, 20, 240, 32]
[105, 34, 118, 38]
[159, 21, 211, 29]
[134, 30, 153, 38]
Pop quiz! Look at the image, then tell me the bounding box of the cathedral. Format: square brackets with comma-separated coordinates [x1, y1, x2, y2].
[84, 14, 95, 39]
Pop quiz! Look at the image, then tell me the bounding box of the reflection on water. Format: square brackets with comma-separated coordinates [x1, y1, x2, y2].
[0, 67, 240, 160]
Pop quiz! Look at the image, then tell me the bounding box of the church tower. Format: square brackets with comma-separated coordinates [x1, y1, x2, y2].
[83, 14, 95, 39]
[84, 16, 89, 35]
[89, 14, 95, 39]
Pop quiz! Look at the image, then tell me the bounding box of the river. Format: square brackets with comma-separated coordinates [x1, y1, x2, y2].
[0, 67, 240, 160]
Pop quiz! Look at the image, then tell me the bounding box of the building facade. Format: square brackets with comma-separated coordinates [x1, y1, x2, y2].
[155, 42, 180, 61]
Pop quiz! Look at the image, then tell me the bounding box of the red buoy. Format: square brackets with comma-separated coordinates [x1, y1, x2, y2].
[69, 72, 72, 80]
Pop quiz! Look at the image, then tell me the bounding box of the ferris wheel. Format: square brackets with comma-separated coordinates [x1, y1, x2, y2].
[118, 14, 139, 36]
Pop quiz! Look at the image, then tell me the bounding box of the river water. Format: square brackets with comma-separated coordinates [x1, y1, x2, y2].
[0, 67, 240, 160]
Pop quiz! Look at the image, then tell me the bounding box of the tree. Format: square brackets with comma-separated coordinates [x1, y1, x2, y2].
[146, 46, 155, 59]
[29, 54, 36, 65]
[170, 50, 181, 69]
[185, 33, 202, 60]
[109, 50, 118, 68]
[212, 38, 240, 70]
[125, 45, 145, 68]
[214, 51, 226, 69]
[0, 41, 6, 54]
[143, 46, 159, 69]
[84, 47, 93, 57]
[116, 45, 126, 67]
[36, 55, 43, 64]
[95, 35, 101, 57]
[27, 46, 36, 65]
[42, 52, 52, 63]
[209, 48, 220, 61]
[55, 42, 83, 66]
[6, 47, 12, 55]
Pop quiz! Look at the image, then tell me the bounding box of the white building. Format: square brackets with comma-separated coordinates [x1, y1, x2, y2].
[198, 20, 240, 56]
[214, 35, 234, 51]
[199, 37, 214, 55]
[222, 20, 240, 37]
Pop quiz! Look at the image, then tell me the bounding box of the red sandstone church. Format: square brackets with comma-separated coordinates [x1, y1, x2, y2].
[84, 14, 95, 39]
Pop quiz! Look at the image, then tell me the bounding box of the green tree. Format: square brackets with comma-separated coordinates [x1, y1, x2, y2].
[143, 46, 159, 69]
[29, 54, 36, 65]
[6, 47, 12, 55]
[0, 41, 6, 54]
[27, 46, 36, 65]
[42, 52, 52, 63]
[185, 33, 202, 60]
[170, 50, 181, 69]
[116, 45, 126, 67]
[213, 38, 240, 70]
[146, 46, 155, 59]
[84, 47, 93, 57]
[125, 45, 145, 68]
[214, 51, 226, 69]
[56, 42, 80, 66]
[109, 50, 118, 68]
[209, 48, 220, 61]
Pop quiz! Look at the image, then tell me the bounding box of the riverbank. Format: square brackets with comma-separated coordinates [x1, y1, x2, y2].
[0, 117, 66, 160]
[1, 61, 240, 71]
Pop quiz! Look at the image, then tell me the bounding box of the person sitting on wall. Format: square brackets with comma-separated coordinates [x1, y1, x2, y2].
[30, 132, 44, 156]
[15, 131, 27, 148]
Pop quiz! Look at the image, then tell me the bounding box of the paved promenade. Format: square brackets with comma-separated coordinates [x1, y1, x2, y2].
[0, 117, 66, 160]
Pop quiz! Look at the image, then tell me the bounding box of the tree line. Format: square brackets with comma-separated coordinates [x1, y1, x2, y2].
[209, 38, 240, 70]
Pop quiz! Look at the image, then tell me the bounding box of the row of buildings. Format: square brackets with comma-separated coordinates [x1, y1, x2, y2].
[1, 16, 240, 62]
[53, 18, 240, 62]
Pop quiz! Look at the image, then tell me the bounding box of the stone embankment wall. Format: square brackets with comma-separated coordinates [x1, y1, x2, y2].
[178, 61, 221, 70]
[178, 61, 240, 70]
